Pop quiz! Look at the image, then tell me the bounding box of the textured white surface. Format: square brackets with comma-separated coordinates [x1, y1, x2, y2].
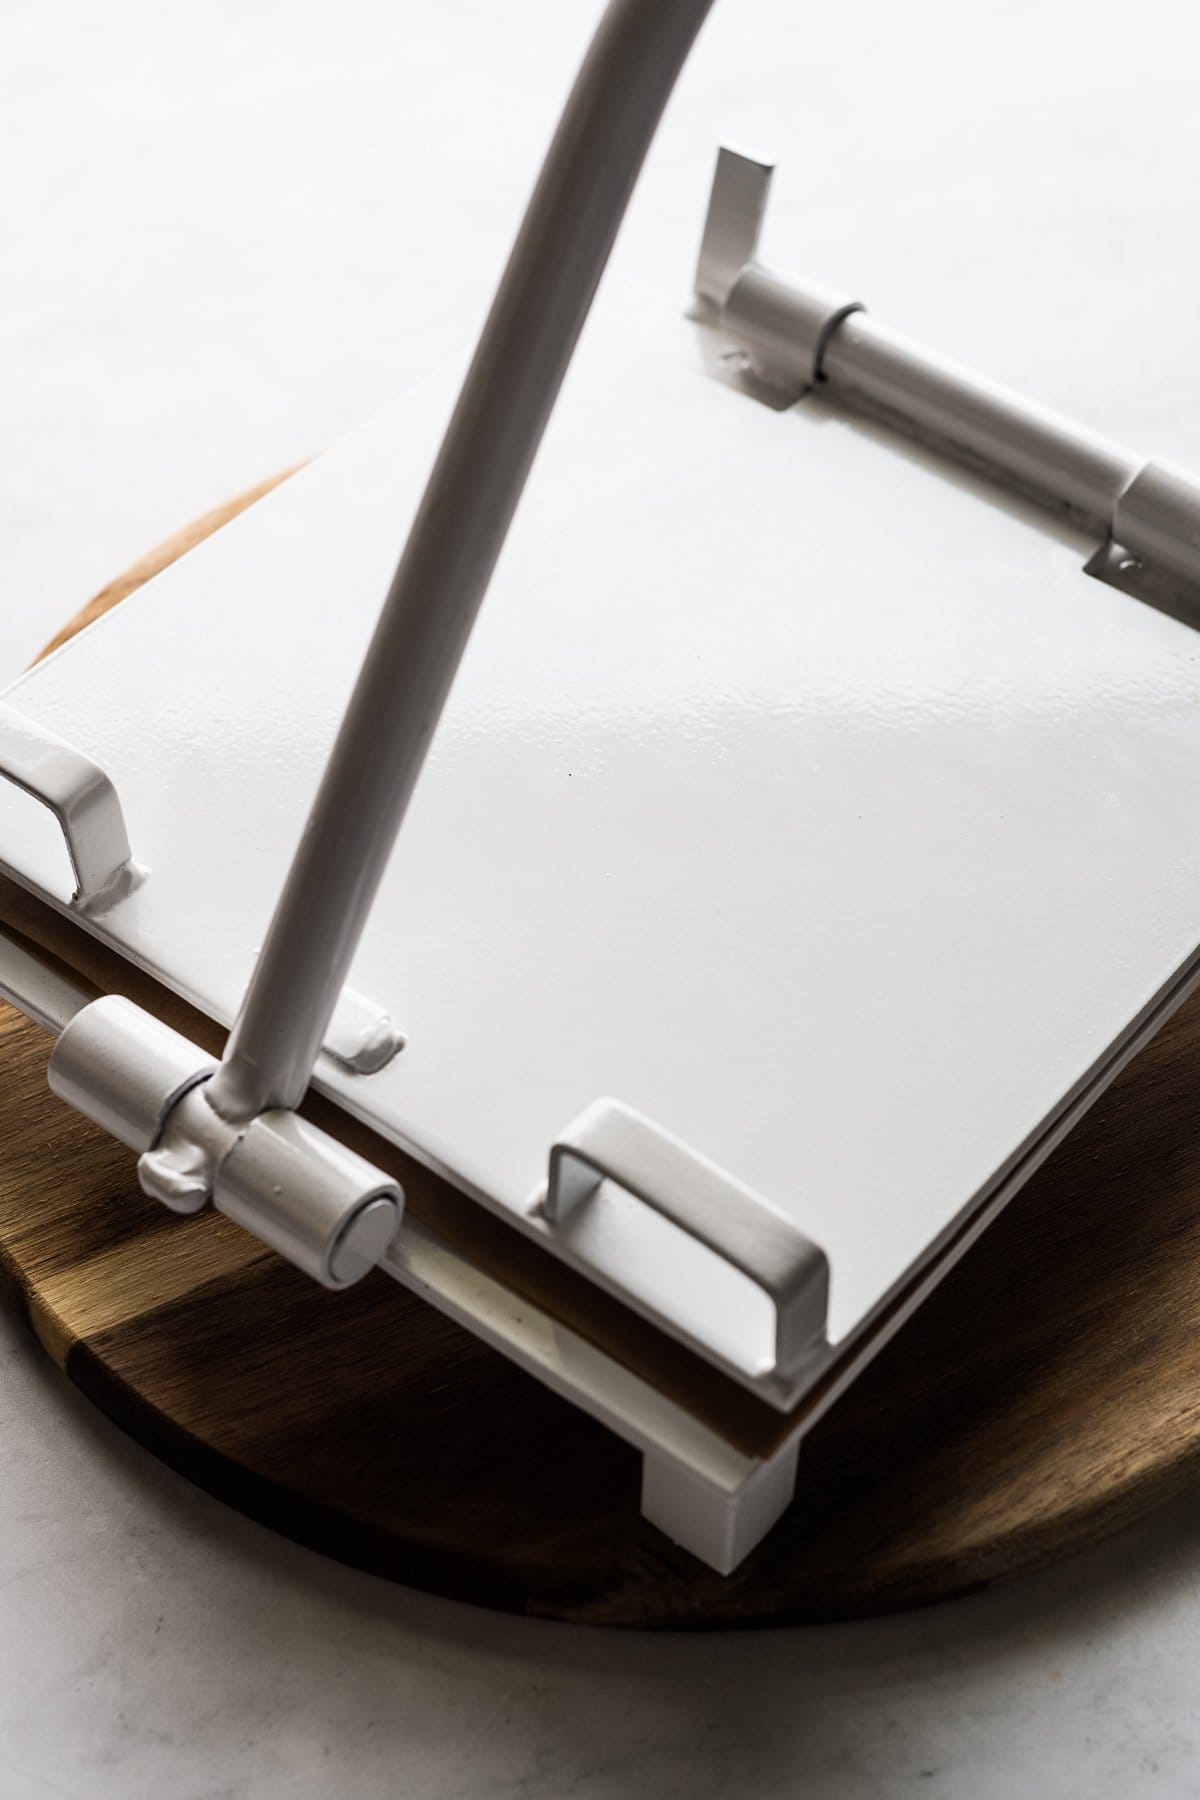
[6, 0, 1200, 1791]
[8, 282, 1200, 1372]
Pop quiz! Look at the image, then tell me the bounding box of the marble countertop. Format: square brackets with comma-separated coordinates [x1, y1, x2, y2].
[5, 0, 1200, 1791]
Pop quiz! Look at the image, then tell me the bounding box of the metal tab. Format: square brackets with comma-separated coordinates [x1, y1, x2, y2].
[246, 949, 405, 1077]
[696, 146, 863, 394]
[321, 983, 405, 1075]
[694, 144, 773, 307]
[49, 995, 216, 1155]
[45, 991, 401, 1286]
[0, 923, 90, 1035]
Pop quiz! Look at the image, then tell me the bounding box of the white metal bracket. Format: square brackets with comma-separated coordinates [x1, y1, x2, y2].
[699, 144, 1200, 622]
[0, 703, 145, 912]
[47, 995, 401, 1288]
[248, 947, 405, 1077]
[533, 1098, 828, 1385]
[322, 983, 405, 1075]
[695, 146, 863, 393]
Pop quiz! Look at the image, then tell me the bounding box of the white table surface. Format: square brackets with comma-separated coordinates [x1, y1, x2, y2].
[5, 0, 1200, 1791]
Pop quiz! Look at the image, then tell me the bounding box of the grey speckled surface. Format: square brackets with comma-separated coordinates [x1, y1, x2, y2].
[5, 1302, 1200, 1799]
[5, 0, 1200, 1791]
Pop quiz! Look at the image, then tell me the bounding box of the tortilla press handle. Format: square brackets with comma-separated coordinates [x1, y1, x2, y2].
[537, 1098, 829, 1379]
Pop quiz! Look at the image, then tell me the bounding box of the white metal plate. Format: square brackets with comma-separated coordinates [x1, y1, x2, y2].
[4, 279, 1200, 1381]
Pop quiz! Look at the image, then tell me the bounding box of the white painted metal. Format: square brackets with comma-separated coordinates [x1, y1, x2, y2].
[46, 989, 402, 1286]
[698, 149, 863, 392]
[693, 143, 773, 308]
[322, 984, 405, 1076]
[211, 1106, 401, 1287]
[536, 1098, 828, 1381]
[11, 0, 1200, 1549]
[699, 147, 1161, 554]
[0, 927, 782, 1567]
[1105, 459, 1200, 597]
[136, 1077, 402, 1286]
[49, 995, 215, 1155]
[11, 0, 1200, 1583]
[699, 148, 1200, 623]
[239, 953, 402, 1076]
[0, 926, 89, 1036]
[205, 0, 718, 1131]
[383, 1209, 783, 1558]
[820, 309, 1141, 535]
[641, 1442, 800, 1577]
[0, 703, 143, 912]
[7, 274, 1200, 1385]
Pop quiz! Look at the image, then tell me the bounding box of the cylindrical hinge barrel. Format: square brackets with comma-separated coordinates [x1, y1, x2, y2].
[215, 1109, 401, 1288]
[724, 266, 862, 391]
[819, 311, 1141, 533]
[48, 995, 215, 1153]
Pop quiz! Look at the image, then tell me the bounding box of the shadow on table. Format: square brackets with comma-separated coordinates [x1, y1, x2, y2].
[8, 1301, 1197, 1799]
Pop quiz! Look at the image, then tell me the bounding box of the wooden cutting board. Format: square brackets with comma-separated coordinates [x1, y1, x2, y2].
[3, 478, 1200, 1629]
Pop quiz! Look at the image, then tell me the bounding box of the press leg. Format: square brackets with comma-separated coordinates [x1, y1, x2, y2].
[640, 1442, 799, 1575]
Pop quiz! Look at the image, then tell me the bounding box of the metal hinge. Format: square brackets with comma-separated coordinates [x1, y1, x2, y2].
[698, 145, 1200, 624]
[0, 704, 146, 913]
[48, 994, 401, 1288]
[0, 703, 405, 1289]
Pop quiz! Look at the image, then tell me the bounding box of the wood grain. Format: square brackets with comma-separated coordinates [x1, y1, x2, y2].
[36, 469, 297, 662]
[5, 481, 1200, 1627]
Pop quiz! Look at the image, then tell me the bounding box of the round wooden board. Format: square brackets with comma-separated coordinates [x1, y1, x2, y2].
[5, 480, 1200, 1629]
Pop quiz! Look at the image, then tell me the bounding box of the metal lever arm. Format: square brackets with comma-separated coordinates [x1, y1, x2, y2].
[208, 0, 717, 1124]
